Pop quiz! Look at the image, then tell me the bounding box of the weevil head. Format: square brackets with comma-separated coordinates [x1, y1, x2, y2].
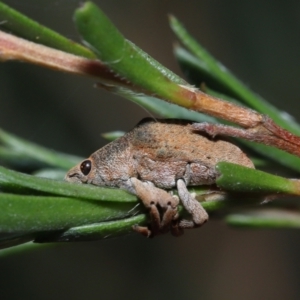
[65, 157, 97, 184]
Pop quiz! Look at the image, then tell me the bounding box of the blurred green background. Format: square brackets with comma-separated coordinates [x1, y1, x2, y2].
[1, 0, 300, 299]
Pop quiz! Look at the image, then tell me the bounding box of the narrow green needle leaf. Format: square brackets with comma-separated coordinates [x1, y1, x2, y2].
[216, 162, 300, 195]
[110, 88, 217, 123]
[0, 242, 51, 256]
[239, 141, 300, 173]
[0, 128, 81, 170]
[173, 46, 234, 96]
[102, 131, 125, 141]
[226, 210, 300, 228]
[0, 193, 139, 234]
[35, 214, 146, 243]
[0, 1, 96, 58]
[74, 2, 196, 108]
[0, 234, 36, 250]
[0, 166, 136, 202]
[33, 169, 67, 180]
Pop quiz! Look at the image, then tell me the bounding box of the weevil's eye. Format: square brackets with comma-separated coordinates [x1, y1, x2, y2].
[80, 160, 92, 175]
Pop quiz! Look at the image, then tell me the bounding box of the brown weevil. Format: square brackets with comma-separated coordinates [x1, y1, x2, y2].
[65, 118, 254, 237]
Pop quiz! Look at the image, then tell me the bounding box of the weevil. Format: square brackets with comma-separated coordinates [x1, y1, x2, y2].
[65, 118, 254, 237]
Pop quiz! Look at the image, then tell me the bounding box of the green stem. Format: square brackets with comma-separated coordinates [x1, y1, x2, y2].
[0, 1, 96, 58]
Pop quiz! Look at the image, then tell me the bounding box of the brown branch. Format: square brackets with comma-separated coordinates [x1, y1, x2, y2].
[1, 30, 300, 158]
[192, 88, 263, 127]
[0, 30, 134, 88]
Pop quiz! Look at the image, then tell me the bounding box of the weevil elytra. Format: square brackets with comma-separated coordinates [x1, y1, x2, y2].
[65, 118, 254, 237]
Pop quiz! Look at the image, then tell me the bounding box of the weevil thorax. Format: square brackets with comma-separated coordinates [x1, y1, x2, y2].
[65, 135, 135, 187]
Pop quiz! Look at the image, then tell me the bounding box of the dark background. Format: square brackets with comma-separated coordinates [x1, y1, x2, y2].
[1, 1, 300, 299]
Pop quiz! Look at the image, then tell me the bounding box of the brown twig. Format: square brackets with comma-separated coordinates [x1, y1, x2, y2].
[1, 29, 300, 158]
[0, 30, 134, 89]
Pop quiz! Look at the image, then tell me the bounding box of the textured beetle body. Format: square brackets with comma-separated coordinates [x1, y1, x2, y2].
[66, 118, 254, 236]
[66, 118, 253, 189]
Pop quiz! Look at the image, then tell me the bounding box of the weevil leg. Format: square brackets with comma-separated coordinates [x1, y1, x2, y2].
[130, 177, 179, 237]
[177, 179, 209, 229]
[191, 122, 264, 142]
[170, 219, 184, 237]
[132, 224, 152, 237]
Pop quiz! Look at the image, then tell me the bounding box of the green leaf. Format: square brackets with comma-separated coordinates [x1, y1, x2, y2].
[74, 2, 201, 109]
[0, 1, 96, 58]
[0, 127, 82, 170]
[226, 210, 300, 228]
[34, 215, 146, 243]
[102, 131, 125, 141]
[238, 141, 300, 173]
[0, 165, 136, 202]
[109, 88, 217, 123]
[35, 190, 265, 243]
[0, 193, 138, 234]
[173, 46, 235, 97]
[33, 169, 67, 180]
[0, 242, 50, 255]
[38, 192, 242, 243]
[0, 234, 37, 250]
[216, 162, 300, 195]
